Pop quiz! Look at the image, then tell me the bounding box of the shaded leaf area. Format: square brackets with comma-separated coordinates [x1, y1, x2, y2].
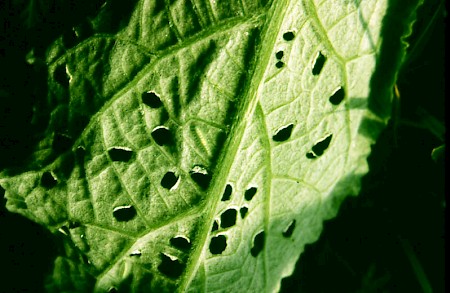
[281, 1, 445, 290]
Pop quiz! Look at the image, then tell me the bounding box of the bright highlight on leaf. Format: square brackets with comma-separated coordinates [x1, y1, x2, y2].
[0, 0, 422, 292]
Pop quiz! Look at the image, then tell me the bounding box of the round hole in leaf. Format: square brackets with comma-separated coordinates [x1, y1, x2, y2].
[190, 165, 211, 189]
[209, 235, 227, 255]
[151, 126, 172, 146]
[41, 171, 57, 188]
[113, 205, 136, 222]
[142, 91, 163, 108]
[158, 254, 185, 279]
[221, 184, 232, 201]
[108, 147, 133, 162]
[170, 236, 191, 251]
[161, 171, 179, 190]
[275, 61, 284, 68]
[220, 208, 237, 229]
[282, 31, 295, 41]
[244, 186, 257, 201]
[272, 124, 294, 142]
[251, 231, 265, 257]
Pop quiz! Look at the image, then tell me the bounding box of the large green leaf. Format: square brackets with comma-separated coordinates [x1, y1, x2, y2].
[1, 0, 420, 292]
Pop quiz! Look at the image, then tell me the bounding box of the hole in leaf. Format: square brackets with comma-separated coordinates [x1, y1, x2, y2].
[108, 287, 118, 293]
[52, 133, 73, 153]
[312, 51, 326, 75]
[283, 31, 295, 41]
[151, 126, 172, 146]
[161, 172, 179, 190]
[108, 147, 133, 162]
[306, 152, 316, 159]
[54, 64, 70, 87]
[275, 50, 284, 59]
[211, 220, 219, 232]
[251, 231, 265, 257]
[209, 235, 227, 255]
[41, 171, 57, 188]
[221, 184, 232, 201]
[129, 250, 142, 257]
[170, 236, 191, 251]
[142, 91, 163, 108]
[244, 187, 257, 201]
[158, 254, 185, 279]
[220, 209, 237, 229]
[240, 207, 248, 219]
[282, 220, 296, 238]
[113, 205, 136, 222]
[272, 124, 294, 142]
[329, 87, 345, 105]
[311, 134, 333, 157]
[58, 226, 70, 236]
[275, 61, 284, 68]
[190, 165, 211, 189]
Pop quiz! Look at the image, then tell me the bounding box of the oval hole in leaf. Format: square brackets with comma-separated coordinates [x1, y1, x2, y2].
[312, 51, 326, 75]
[240, 206, 248, 219]
[209, 235, 227, 255]
[282, 219, 296, 238]
[329, 87, 345, 105]
[161, 171, 179, 190]
[113, 205, 136, 222]
[282, 31, 295, 41]
[158, 254, 185, 279]
[220, 208, 237, 229]
[251, 231, 265, 257]
[151, 126, 172, 146]
[244, 186, 257, 201]
[272, 124, 294, 142]
[108, 147, 133, 162]
[170, 236, 191, 251]
[221, 184, 233, 201]
[54, 64, 70, 87]
[275, 50, 284, 59]
[311, 134, 333, 157]
[142, 91, 163, 108]
[41, 171, 57, 188]
[190, 165, 211, 189]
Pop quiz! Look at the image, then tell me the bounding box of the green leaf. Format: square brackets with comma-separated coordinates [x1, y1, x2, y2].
[1, 0, 421, 291]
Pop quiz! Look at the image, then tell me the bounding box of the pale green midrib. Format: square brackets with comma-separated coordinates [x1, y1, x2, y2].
[255, 104, 272, 291]
[178, 0, 290, 291]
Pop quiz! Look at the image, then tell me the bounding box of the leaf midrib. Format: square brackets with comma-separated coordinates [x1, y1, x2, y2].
[179, 0, 291, 291]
